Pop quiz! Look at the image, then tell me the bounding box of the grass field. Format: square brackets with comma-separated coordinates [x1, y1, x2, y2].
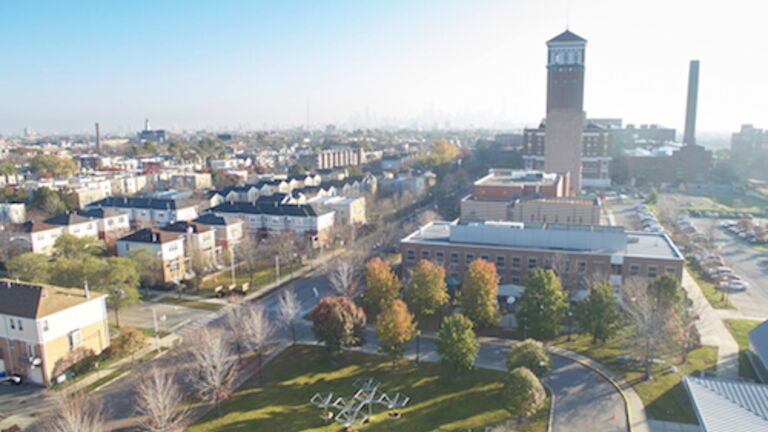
[188, 345, 549, 432]
[199, 263, 307, 297]
[686, 263, 735, 309]
[724, 319, 762, 381]
[555, 329, 717, 424]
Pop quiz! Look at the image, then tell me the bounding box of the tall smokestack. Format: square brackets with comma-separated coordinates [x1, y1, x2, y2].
[95, 122, 101, 154]
[144, 118, 151, 131]
[683, 60, 699, 146]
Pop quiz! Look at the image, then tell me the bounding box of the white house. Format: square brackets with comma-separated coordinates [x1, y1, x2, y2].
[116, 228, 186, 283]
[13, 221, 65, 256]
[43, 213, 99, 239]
[88, 196, 199, 228]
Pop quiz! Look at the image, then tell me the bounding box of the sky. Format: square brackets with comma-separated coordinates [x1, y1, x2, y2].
[1, 0, 766, 135]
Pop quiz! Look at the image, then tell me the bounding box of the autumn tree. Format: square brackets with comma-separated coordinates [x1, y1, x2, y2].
[517, 268, 568, 340]
[460, 259, 500, 328]
[30, 154, 79, 178]
[7, 252, 50, 283]
[426, 139, 461, 167]
[436, 313, 479, 373]
[506, 339, 551, 378]
[404, 259, 449, 319]
[310, 296, 366, 354]
[502, 367, 546, 421]
[376, 299, 416, 367]
[574, 281, 622, 343]
[362, 257, 401, 318]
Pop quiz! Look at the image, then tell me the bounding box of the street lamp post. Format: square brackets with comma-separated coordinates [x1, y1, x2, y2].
[567, 310, 573, 342]
[229, 244, 237, 288]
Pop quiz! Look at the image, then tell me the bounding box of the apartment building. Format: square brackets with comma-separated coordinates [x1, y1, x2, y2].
[116, 229, 186, 283]
[13, 221, 64, 256]
[0, 279, 109, 386]
[300, 147, 366, 170]
[77, 207, 131, 247]
[307, 195, 367, 225]
[43, 213, 99, 239]
[160, 221, 217, 264]
[210, 201, 335, 247]
[89, 196, 199, 228]
[400, 220, 683, 292]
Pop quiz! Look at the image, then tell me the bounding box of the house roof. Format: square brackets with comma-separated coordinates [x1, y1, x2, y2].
[43, 213, 93, 226]
[78, 207, 128, 219]
[194, 213, 241, 226]
[16, 220, 61, 233]
[92, 196, 194, 211]
[160, 221, 212, 234]
[211, 201, 330, 217]
[684, 376, 768, 432]
[547, 29, 587, 44]
[0, 279, 105, 319]
[118, 228, 181, 244]
[749, 320, 768, 367]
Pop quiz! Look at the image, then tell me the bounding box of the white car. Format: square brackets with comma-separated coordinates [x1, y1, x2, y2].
[718, 280, 749, 292]
[707, 266, 734, 276]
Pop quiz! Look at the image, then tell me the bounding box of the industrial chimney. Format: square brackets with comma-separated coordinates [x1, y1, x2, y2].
[683, 60, 699, 146]
[95, 122, 101, 154]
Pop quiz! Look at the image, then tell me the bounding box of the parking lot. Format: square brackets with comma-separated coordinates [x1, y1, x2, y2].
[690, 217, 768, 318]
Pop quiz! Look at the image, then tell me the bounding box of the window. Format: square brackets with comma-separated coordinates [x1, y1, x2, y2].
[435, 251, 445, 264]
[18, 320, 23, 331]
[666, 266, 676, 275]
[465, 253, 475, 265]
[480, 253, 490, 262]
[511, 276, 521, 285]
[68, 330, 82, 349]
[527, 257, 537, 269]
[450, 252, 459, 264]
[629, 264, 640, 276]
[648, 266, 658, 279]
[543, 257, 552, 269]
[511, 256, 521, 270]
[405, 249, 416, 262]
[420, 250, 431, 259]
[496, 255, 505, 269]
[578, 261, 587, 273]
[9, 319, 15, 330]
[611, 264, 623, 275]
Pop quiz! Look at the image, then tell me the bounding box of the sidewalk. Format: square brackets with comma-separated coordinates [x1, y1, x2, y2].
[681, 269, 739, 379]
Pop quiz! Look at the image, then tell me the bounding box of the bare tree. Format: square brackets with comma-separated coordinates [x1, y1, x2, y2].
[135, 367, 187, 432]
[235, 232, 263, 285]
[46, 391, 105, 432]
[417, 209, 441, 226]
[327, 254, 362, 298]
[187, 328, 237, 414]
[188, 248, 214, 293]
[620, 277, 671, 380]
[227, 303, 273, 382]
[278, 289, 301, 345]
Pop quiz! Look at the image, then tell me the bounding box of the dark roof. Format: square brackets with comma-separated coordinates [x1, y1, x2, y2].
[78, 207, 128, 219]
[16, 220, 60, 233]
[118, 228, 181, 244]
[211, 201, 330, 217]
[547, 29, 587, 44]
[160, 221, 211, 234]
[43, 213, 93, 226]
[253, 193, 291, 205]
[194, 213, 241, 226]
[91, 196, 194, 210]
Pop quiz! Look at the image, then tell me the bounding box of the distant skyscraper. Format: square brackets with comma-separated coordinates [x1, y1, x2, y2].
[544, 30, 587, 194]
[683, 60, 700, 145]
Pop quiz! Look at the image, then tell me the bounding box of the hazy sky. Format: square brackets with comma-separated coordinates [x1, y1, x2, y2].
[1, 0, 766, 135]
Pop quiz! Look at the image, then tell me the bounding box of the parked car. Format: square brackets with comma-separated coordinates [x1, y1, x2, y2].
[718, 280, 749, 292]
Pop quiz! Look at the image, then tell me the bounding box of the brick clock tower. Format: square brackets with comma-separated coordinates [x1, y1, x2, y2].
[544, 30, 587, 194]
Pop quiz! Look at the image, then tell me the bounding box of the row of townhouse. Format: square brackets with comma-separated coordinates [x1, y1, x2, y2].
[210, 201, 335, 248]
[87, 196, 199, 228]
[23, 173, 151, 208]
[11, 210, 130, 255]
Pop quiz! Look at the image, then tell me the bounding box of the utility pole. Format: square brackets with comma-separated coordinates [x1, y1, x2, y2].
[229, 244, 236, 288]
[275, 255, 280, 283]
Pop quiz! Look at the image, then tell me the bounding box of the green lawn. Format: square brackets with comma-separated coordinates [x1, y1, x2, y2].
[686, 263, 734, 309]
[555, 329, 718, 424]
[188, 345, 549, 432]
[199, 263, 307, 297]
[724, 319, 762, 381]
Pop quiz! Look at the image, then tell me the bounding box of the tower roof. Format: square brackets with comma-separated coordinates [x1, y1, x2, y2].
[547, 29, 586, 44]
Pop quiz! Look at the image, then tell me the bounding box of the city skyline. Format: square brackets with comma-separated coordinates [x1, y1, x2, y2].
[1, 0, 766, 135]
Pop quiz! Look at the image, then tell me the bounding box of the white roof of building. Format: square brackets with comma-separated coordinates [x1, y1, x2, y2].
[684, 376, 768, 432]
